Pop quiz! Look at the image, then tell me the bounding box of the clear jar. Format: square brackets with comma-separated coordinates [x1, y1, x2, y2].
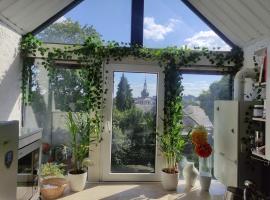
[253, 105, 263, 117]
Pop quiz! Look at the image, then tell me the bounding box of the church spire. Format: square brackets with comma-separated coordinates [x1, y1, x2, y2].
[141, 74, 149, 98]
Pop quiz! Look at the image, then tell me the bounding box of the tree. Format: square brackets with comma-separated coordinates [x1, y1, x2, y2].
[198, 75, 231, 122]
[37, 18, 100, 44]
[36, 18, 101, 111]
[115, 73, 134, 111]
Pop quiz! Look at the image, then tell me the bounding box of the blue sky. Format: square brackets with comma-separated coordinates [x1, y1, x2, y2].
[113, 72, 157, 98]
[57, 0, 228, 96]
[113, 72, 222, 98]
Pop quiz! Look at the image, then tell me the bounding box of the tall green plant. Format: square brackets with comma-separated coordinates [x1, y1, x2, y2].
[66, 112, 99, 173]
[159, 59, 185, 174]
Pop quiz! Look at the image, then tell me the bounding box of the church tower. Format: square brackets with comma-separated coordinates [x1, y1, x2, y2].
[141, 75, 149, 98]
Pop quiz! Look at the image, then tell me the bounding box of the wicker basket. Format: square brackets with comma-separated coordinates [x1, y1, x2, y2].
[40, 178, 68, 200]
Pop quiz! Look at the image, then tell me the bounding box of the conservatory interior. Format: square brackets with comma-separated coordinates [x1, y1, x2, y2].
[1, 0, 270, 200]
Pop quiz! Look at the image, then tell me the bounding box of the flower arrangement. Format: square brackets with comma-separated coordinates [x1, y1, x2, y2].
[191, 125, 212, 158]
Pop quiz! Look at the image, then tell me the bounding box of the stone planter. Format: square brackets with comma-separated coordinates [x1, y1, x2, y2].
[183, 162, 198, 188]
[68, 171, 87, 192]
[161, 170, 179, 191]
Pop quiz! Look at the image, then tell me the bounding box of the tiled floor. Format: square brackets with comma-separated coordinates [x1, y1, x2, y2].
[59, 180, 226, 200]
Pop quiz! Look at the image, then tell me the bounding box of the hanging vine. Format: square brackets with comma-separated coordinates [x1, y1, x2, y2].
[20, 34, 243, 136]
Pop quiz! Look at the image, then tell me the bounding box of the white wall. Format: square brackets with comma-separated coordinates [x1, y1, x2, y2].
[0, 22, 22, 124]
[241, 38, 270, 99]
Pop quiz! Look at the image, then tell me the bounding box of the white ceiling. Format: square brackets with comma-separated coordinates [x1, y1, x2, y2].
[0, 0, 75, 34]
[186, 0, 270, 48]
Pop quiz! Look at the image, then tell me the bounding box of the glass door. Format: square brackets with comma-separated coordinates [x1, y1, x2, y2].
[101, 64, 164, 181]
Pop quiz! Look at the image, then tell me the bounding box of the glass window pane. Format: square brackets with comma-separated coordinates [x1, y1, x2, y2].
[111, 72, 157, 173]
[22, 64, 87, 163]
[37, 0, 131, 44]
[182, 74, 231, 173]
[144, 0, 230, 50]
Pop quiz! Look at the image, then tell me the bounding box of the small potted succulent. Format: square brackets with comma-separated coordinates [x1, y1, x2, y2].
[191, 125, 213, 191]
[66, 112, 98, 192]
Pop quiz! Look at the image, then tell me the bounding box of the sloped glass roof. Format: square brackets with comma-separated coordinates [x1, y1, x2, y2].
[144, 0, 230, 50]
[37, 0, 230, 50]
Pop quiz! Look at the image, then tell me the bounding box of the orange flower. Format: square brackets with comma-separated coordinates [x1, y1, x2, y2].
[191, 126, 207, 145]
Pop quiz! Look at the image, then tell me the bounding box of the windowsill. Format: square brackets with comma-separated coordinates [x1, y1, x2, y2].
[60, 179, 226, 200]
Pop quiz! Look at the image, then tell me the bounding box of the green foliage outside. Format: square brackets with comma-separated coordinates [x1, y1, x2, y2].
[198, 75, 231, 122]
[37, 18, 101, 112]
[111, 76, 156, 172]
[115, 74, 134, 111]
[37, 18, 100, 44]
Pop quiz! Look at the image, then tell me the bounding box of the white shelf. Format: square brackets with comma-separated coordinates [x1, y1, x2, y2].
[252, 117, 266, 122]
[254, 82, 266, 87]
[252, 150, 266, 159]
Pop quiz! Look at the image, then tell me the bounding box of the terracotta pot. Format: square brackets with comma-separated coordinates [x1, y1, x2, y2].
[68, 171, 87, 192]
[161, 170, 179, 191]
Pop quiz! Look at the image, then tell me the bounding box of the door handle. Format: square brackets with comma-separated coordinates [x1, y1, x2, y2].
[231, 129, 235, 134]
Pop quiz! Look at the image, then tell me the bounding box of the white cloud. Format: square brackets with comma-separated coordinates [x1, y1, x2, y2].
[144, 17, 180, 41]
[183, 81, 211, 97]
[54, 16, 67, 24]
[184, 30, 231, 51]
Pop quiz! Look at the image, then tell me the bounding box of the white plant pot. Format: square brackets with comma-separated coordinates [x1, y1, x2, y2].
[183, 162, 198, 188]
[161, 170, 179, 191]
[68, 171, 87, 192]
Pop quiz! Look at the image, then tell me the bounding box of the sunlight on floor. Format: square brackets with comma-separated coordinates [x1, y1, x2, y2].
[59, 180, 225, 200]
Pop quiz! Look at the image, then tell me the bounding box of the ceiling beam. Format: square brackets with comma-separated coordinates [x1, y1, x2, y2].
[131, 0, 144, 46]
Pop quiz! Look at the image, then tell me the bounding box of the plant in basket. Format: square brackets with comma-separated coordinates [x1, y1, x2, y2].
[39, 163, 68, 200]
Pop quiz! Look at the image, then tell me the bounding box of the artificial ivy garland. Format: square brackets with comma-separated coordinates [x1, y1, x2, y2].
[20, 34, 243, 137]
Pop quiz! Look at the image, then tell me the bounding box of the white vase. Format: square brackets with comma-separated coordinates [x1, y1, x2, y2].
[199, 157, 212, 191]
[183, 162, 199, 187]
[68, 171, 87, 192]
[160, 170, 179, 191]
[199, 175, 211, 191]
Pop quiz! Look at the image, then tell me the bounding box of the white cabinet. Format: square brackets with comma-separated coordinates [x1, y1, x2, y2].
[214, 101, 238, 163]
[0, 121, 18, 200]
[214, 101, 256, 187]
[214, 152, 237, 187]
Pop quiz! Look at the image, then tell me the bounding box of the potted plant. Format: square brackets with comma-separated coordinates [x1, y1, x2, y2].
[190, 125, 213, 191]
[159, 95, 185, 191]
[66, 112, 98, 192]
[39, 163, 68, 199]
[159, 133, 185, 190]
